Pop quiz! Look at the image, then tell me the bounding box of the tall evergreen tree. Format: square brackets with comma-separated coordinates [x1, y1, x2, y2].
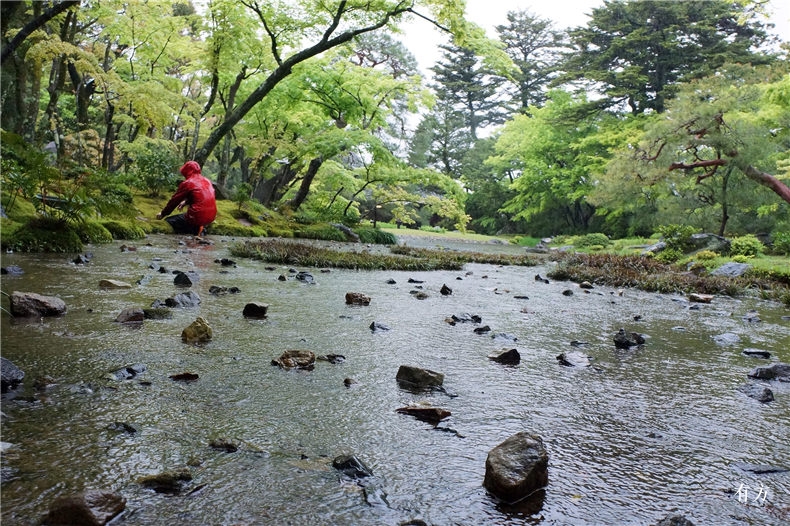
[561, 0, 777, 115]
[430, 44, 509, 140]
[496, 9, 565, 113]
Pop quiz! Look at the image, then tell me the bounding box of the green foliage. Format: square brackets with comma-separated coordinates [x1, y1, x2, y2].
[731, 254, 752, 263]
[548, 252, 748, 296]
[1, 131, 59, 214]
[355, 227, 397, 245]
[294, 224, 348, 242]
[654, 248, 684, 264]
[656, 224, 699, 251]
[771, 232, 790, 255]
[730, 234, 765, 257]
[694, 250, 719, 261]
[561, 1, 776, 115]
[121, 139, 181, 197]
[232, 182, 254, 211]
[574, 233, 611, 248]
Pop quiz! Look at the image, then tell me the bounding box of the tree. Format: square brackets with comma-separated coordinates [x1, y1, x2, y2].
[193, 0, 512, 166]
[496, 9, 565, 113]
[430, 44, 509, 140]
[561, 0, 777, 115]
[595, 65, 790, 236]
[488, 90, 612, 233]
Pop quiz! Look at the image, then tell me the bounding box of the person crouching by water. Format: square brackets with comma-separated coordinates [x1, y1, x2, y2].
[156, 161, 217, 236]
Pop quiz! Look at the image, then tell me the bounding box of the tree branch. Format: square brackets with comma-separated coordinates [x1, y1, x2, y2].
[1, 0, 79, 65]
[742, 165, 790, 204]
[668, 159, 727, 171]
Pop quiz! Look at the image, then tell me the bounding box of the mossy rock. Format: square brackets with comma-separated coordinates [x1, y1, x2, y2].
[101, 220, 147, 240]
[3, 218, 84, 252]
[79, 221, 114, 243]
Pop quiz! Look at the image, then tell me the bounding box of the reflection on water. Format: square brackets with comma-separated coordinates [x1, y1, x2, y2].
[1, 235, 789, 525]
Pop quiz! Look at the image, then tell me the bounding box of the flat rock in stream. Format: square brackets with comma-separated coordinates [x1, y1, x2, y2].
[556, 351, 591, 367]
[44, 489, 126, 526]
[272, 350, 315, 370]
[345, 292, 371, 306]
[99, 279, 132, 289]
[396, 404, 451, 424]
[738, 383, 774, 403]
[489, 348, 521, 365]
[733, 462, 789, 474]
[712, 332, 740, 346]
[332, 454, 373, 478]
[114, 307, 144, 324]
[1, 357, 25, 393]
[164, 291, 201, 308]
[742, 348, 771, 359]
[137, 468, 193, 494]
[613, 328, 645, 349]
[747, 362, 790, 381]
[396, 365, 444, 389]
[9, 291, 66, 317]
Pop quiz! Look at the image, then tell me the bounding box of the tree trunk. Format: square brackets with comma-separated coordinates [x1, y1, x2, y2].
[286, 157, 324, 211]
[717, 166, 731, 237]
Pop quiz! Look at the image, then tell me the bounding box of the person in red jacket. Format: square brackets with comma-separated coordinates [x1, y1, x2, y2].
[156, 161, 217, 236]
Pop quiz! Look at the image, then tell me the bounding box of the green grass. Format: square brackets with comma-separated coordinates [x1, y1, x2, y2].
[380, 226, 510, 244]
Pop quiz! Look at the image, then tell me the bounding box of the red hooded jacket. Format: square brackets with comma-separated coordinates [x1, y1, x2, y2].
[160, 161, 217, 226]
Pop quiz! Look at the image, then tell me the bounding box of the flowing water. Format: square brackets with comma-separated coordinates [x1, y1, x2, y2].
[1, 235, 789, 525]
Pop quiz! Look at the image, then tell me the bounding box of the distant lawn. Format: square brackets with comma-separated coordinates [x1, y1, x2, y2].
[380, 225, 511, 244]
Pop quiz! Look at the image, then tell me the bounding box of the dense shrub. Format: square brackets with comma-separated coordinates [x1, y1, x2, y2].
[656, 224, 698, 251]
[654, 248, 683, 263]
[730, 234, 764, 257]
[694, 250, 719, 260]
[574, 232, 611, 248]
[770, 231, 790, 255]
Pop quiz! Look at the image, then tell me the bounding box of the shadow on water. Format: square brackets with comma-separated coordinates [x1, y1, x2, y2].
[1, 234, 789, 525]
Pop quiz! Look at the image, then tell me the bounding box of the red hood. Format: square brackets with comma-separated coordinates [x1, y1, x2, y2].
[180, 161, 202, 178]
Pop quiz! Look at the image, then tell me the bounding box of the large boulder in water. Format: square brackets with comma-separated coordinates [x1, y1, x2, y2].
[345, 292, 371, 305]
[115, 307, 144, 323]
[396, 365, 444, 389]
[181, 317, 212, 343]
[9, 291, 66, 317]
[483, 432, 548, 504]
[748, 362, 790, 382]
[165, 291, 201, 308]
[243, 302, 269, 319]
[1, 357, 25, 393]
[44, 489, 126, 526]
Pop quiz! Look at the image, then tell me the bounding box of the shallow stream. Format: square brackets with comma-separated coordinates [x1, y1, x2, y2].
[1, 235, 788, 525]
